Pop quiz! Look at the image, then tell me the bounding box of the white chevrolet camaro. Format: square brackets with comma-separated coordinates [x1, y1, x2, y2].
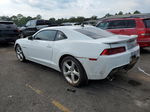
[15, 26, 140, 87]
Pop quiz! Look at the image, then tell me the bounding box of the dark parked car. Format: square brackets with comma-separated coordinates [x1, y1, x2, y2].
[0, 21, 19, 43]
[19, 20, 57, 38]
[96, 14, 150, 48]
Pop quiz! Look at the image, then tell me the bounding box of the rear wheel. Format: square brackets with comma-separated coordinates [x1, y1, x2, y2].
[15, 45, 26, 62]
[61, 56, 88, 87]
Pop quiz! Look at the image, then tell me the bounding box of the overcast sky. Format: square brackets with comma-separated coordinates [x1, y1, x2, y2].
[0, 0, 150, 19]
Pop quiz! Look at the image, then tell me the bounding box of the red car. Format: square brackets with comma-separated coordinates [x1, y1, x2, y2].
[96, 16, 150, 48]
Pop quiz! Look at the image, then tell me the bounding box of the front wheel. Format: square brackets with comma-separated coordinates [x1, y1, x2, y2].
[61, 56, 88, 87]
[15, 45, 26, 62]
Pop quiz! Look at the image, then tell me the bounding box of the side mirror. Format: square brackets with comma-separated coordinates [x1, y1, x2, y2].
[28, 36, 33, 40]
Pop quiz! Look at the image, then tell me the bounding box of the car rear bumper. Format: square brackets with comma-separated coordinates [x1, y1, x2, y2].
[138, 41, 150, 47]
[137, 38, 150, 47]
[77, 46, 140, 80]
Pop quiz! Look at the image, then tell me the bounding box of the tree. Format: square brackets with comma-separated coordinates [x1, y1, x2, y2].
[36, 14, 42, 19]
[49, 18, 56, 24]
[118, 11, 123, 15]
[76, 16, 85, 22]
[104, 13, 112, 17]
[56, 18, 65, 25]
[134, 10, 141, 14]
[90, 16, 97, 20]
[69, 17, 76, 22]
[17, 14, 24, 20]
[0, 16, 11, 21]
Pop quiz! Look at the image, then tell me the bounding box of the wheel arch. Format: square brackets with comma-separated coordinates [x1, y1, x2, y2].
[59, 54, 88, 86]
[14, 43, 19, 50]
[58, 54, 86, 75]
[59, 54, 74, 70]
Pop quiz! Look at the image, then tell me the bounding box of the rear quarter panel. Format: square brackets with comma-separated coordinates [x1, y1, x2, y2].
[52, 40, 110, 68]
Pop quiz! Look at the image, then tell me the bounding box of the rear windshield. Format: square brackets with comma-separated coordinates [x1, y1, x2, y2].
[143, 19, 150, 28]
[0, 22, 17, 29]
[75, 27, 113, 39]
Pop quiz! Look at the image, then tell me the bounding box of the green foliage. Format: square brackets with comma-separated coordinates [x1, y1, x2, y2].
[49, 18, 56, 24]
[134, 10, 141, 14]
[90, 16, 97, 20]
[115, 11, 123, 16]
[0, 10, 142, 26]
[118, 11, 123, 15]
[0, 14, 42, 26]
[104, 13, 113, 17]
[36, 15, 42, 19]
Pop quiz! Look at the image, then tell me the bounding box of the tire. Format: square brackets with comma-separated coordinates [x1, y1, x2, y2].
[15, 45, 26, 62]
[61, 56, 88, 87]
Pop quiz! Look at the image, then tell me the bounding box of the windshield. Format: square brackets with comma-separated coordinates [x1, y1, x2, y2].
[143, 19, 150, 28]
[75, 27, 114, 39]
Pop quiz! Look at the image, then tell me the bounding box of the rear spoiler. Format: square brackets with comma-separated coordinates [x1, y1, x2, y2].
[103, 35, 138, 44]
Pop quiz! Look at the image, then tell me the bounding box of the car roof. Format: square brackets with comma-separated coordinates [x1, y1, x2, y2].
[103, 18, 139, 21]
[100, 13, 150, 21]
[37, 25, 98, 40]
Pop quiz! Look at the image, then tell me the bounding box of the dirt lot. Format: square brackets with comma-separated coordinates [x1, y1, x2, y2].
[0, 44, 150, 112]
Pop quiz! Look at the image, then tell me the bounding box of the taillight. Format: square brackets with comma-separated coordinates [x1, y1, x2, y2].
[100, 47, 126, 55]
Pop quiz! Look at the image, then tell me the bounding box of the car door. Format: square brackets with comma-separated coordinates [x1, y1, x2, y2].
[27, 30, 57, 66]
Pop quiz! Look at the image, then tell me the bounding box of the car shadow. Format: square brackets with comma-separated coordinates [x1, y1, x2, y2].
[25, 60, 143, 88]
[140, 48, 150, 54]
[22, 60, 147, 97]
[0, 43, 14, 48]
[79, 73, 143, 94]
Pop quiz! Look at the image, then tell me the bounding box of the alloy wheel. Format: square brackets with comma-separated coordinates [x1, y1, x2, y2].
[62, 60, 80, 84]
[16, 45, 24, 61]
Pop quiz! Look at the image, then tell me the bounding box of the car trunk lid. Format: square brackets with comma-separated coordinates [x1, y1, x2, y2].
[95, 35, 138, 50]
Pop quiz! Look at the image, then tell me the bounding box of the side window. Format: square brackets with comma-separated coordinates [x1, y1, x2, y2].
[97, 22, 109, 29]
[124, 20, 136, 28]
[108, 20, 126, 29]
[34, 30, 57, 41]
[55, 31, 67, 41]
[30, 20, 36, 26]
[36, 20, 47, 25]
[26, 21, 31, 27]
